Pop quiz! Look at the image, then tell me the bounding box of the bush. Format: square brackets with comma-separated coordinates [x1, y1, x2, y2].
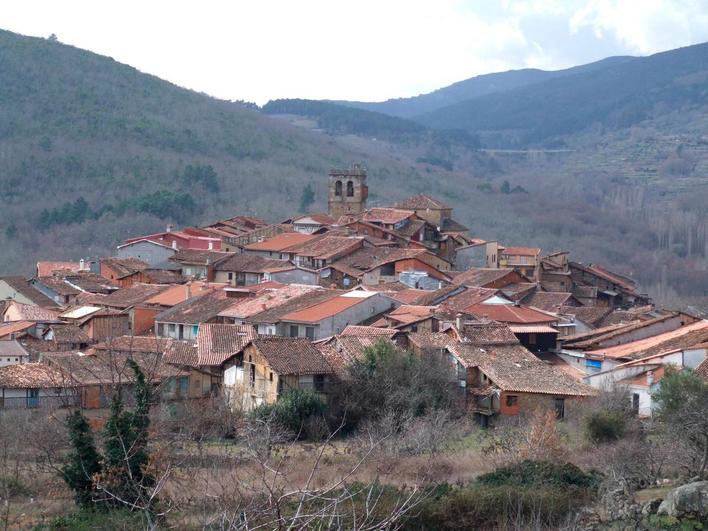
[38, 508, 145, 530]
[585, 409, 626, 444]
[251, 388, 328, 440]
[477, 459, 600, 489]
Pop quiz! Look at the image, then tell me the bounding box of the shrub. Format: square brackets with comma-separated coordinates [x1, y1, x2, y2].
[251, 388, 328, 440]
[477, 460, 600, 490]
[585, 409, 626, 444]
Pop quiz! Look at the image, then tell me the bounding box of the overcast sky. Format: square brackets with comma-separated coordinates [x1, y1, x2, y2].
[3, 0, 708, 104]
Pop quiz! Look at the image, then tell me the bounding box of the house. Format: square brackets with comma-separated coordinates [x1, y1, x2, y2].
[163, 323, 258, 398]
[289, 235, 365, 269]
[569, 262, 651, 308]
[381, 305, 441, 333]
[169, 249, 233, 279]
[317, 330, 400, 378]
[278, 290, 397, 340]
[561, 318, 708, 375]
[538, 252, 573, 292]
[0, 341, 30, 367]
[30, 276, 82, 306]
[242, 232, 317, 260]
[223, 336, 334, 410]
[499, 247, 542, 281]
[0, 321, 38, 341]
[290, 213, 336, 234]
[0, 363, 77, 409]
[2, 301, 61, 323]
[99, 257, 152, 287]
[95, 283, 171, 333]
[115, 239, 177, 266]
[520, 291, 582, 313]
[212, 254, 293, 286]
[123, 226, 221, 251]
[455, 241, 500, 270]
[154, 290, 235, 340]
[36, 261, 87, 277]
[42, 324, 91, 351]
[222, 286, 340, 335]
[59, 306, 131, 341]
[584, 342, 708, 416]
[0, 277, 58, 308]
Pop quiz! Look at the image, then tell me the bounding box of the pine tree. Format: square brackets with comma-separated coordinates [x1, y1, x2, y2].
[299, 183, 315, 213]
[62, 410, 102, 508]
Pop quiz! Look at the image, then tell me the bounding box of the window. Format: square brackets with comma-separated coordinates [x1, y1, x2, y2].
[528, 333, 537, 345]
[346, 180, 354, 197]
[505, 395, 518, 407]
[314, 374, 325, 392]
[410, 324, 418, 332]
[157, 323, 164, 336]
[168, 323, 176, 335]
[269, 372, 273, 382]
[554, 397, 565, 419]
[228, 272, 233, 281]
[305, 326, 315, 340]
[631, 393, 640, 416]
[289, 325, 299, 338]
[334, 180, 342, 196]
[380, 263, 395, 276]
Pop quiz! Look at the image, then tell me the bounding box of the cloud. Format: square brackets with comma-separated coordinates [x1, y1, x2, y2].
[1, 0, 706, 103]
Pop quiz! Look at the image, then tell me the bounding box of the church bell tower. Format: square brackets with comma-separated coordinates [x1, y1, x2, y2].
[327, 164, 368, 219]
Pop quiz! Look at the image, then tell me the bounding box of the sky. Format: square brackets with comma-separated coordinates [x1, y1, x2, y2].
[2, 0, 708, 105]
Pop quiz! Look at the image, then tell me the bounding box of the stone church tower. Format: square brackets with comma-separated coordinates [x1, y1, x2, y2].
[327, 164, 368, 219]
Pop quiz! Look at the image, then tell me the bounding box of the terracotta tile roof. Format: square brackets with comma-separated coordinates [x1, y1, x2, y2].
[293, 213, 336, 225]
[251, 337, 333, 375]
[0, 277, 58, 308]
[466, 303, 557, 325]
[0, 321, 35, 339]
[0, 340, 30, 359]
[453, 268, 519, 288]
[155, 290, 234, 324]
[170, 249, 232, 265]
[0, 363, 71, 389]
[559, 305, 612, 326]
[36, 261, 83, 277]
[448, 342, 596, 396]
[459, 321, 520, 345]
[361, 208, 414, 225]
[565, 313, 685, 350]
[219, 285, 328, 320]
[414, 284, 466, 306]
[163, 340, 198, 367]
[44, 351, 185, 386]
[212, 253, 288, 273]
[386, 305, 436, 326]
[588, 320, 708, 360]
[395, 218, 426, 238]
[358, 282, 409, 293]
[288, 235, 364, 261]
[501, 247, 541, 257]
[50, 324, 91, 345]
[34, 277, 81, 296]
[143, 269, 185, 284]
[61, 272, 120, 294]
[101, 257, 150, 278]
[439, 287, 500, 313]
[695, 358, 708, 381]
[4, 301, 61, 321]
[281, 292, 377, 324]
[143, 281, 226, 307]
[407, 331, 455, 350]
[618, 366, 666, 387]
[197, 324, 257, 366]
[440, 218, 470, 233]
[99, 283, 171, 309]
[244, 233, 317, 252]
[340, 325, 399, 338]
[331, 247, 429, 274]
[395, 194, 450, 210]
[569, 262, 637, 293]
[521, 292, 577, 312]
[392, 288, 432, 304]
[534, 352, 587, 381]
[93, 336, 173, 354]
[247, 289, 342, 324]
[501, 282, 539, 301]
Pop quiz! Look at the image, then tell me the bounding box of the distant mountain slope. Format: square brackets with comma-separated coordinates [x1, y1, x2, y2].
[0, 29, 436, 273]
[415, 43, 708, 146]
[337, 56, 634, 118]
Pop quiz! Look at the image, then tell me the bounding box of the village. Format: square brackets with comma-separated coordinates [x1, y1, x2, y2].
[0, 164, 705, 421]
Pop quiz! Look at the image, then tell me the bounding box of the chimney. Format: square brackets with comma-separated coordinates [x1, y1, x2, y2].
[172, 240, 178, 250]
[208, 241, 213, 250]
[185, 284, 191, 301]
[455, 313, 463, 331]
[79, 258, 85, 271]
[166, 224, 173, 233]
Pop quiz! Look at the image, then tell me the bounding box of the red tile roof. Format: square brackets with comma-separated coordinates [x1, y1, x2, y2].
[0, 363, 72, 389]
[395, 194, 450, 210]
[340, 325, 399, 338]
[466, 303, 557, 325]
[501, 247, 541, 257]
[288, 235, 364, 261]
[100, 258, 149, 278]
[244, 233, 317, 252]
[281, 293, 373, 324]
[251, 337, 332, 375]
[453, 268, 521, 288]
[219, 285, 327, 319]
[361, 208, 414, 225]
[197, 323, 257, 366]
[4, 301, 61, 321]
[386, 305, 436, 326]
[439, 287, 501, 313]
[36, 261, 83, 277]
[0, 321, 35, 339]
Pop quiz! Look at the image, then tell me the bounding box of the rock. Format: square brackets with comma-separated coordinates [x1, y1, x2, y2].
[641, 498, 662, 515]
[657, 480, 708, 518]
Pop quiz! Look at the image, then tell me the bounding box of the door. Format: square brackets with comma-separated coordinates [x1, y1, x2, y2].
[27, 389, 39, 408]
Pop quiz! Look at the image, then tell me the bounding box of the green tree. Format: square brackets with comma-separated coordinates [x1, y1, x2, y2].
[500, 180, 511, 194]
[62, 411, 102, 508]
[299, 183, 315, 213]
[652, 367, 708, 477]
